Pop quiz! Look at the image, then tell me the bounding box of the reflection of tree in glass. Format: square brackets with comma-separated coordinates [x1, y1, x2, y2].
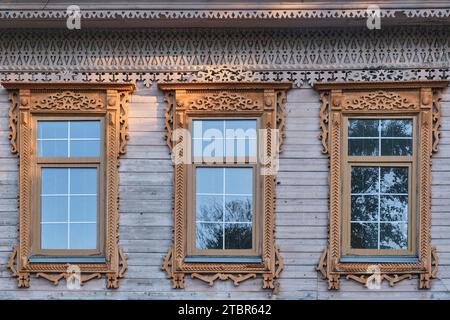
[196, 222, 222, 250]
[225, 223, 252, 249]
[381, 120, 412, 137]
[381, 223, 407, 249]
[225, 198, 252, 222]
[351, 222, 378, 249]
[351, 167, 379, 193]
[197, 197, 223, 222]
[348, 120, 378, 137]
[225, 198, 252, 249]
[381, 195, 408, 221]
[196, 198, 252, 250]
[381, 167, 408, 193]
[351, 195, 378, 221]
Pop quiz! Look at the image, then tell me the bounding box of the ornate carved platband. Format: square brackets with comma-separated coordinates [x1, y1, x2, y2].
[3, 82, 135, 288]
[314, 81, 448, 290]
[158, 82, 290, 289]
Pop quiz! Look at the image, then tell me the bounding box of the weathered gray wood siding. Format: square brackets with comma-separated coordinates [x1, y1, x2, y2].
[0, 31, 450, 299]
[1, 84, 449, 300]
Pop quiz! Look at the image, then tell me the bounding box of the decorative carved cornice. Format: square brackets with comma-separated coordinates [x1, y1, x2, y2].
[31, 91, 103, 111]
[188, 92, 261, 111]
[1, 28, 450, 75]
[1, 7, 449, 30]
[0, 68, 449, 89]
[192, 65, 261, 83]
[343, 91, 417, 110]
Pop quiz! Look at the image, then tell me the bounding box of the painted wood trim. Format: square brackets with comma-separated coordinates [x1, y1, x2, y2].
[158, 81, 289, 289]
[315, 80, 448, 290]
[4, 83, 133, 288]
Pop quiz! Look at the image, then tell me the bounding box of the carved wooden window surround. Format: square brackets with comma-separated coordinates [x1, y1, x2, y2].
[3, 82, 135, 288]
[314, 81, 448, 290]
[158, 82, 291, 289]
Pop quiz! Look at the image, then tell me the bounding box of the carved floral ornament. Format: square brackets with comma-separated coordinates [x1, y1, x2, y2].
[3, 82, 135, 288]
[314, 81, 449, 290]
[158, 82, 291, 289]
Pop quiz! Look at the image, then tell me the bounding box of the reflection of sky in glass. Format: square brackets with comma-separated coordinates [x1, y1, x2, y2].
[350, 166, 408, 250]
[348, 119, 413, 156]
[195, 167, 253, 250]
[38, 120, 101, 158]
[192, 120, 257, 161]
[41, 168, 98, 250]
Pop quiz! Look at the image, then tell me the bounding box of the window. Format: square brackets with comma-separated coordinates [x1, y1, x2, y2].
[35, 120, 102, 254]
[159, 82, 291, 289]
[314, 81, 447, 290]
[4, 83, 134, 288]
[189, 119, 258, 255]
[343, 118, 415, 256]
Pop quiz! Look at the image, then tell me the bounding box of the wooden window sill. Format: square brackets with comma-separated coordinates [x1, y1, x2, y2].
[184, 256, 262, 264]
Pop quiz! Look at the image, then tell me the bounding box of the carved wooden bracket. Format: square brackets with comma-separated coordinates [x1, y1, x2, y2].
[158, 82, 290, 289]
[314, 81, 448, 290]
[3, 82, 134, 288]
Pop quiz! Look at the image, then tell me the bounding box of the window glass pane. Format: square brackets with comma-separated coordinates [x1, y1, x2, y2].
[41, 196, 68, 223]
[70, 223, 97, 249]
[381, 120, 412, 137]
[380, 139, 412, 156]
[195, 167, 253, 251]
[195, 120, 224, 138]
[42, 168, 68, 194]
[196, 168, 223, 194]
[70, 195, 97, 222]
[351, 195, 378, 221]
[348, 120, 378, 137]
[37, 120, 100, 158]
[225, 138, 257, 159]
[380, 195, 408, 222]
[380, 167, 408, 194]
[196, 195, 223, 222]
[351, 167, 379, 194]
[70, 140, 101, 158]
[70, 121, 100, 139]
[350, 166, 409, 251]
[225, 120, 257, 133]
[38, 121, 68, 139]
[225, 120, 256, 158]
[224, 168, 252, 195]
[192, 120, 224, 158]
[40, 168, 98, 250]
[351, 222, 378, 249]
[38, 140, 69, 158]
[70, 168, 97, 194]
[192, 119, 257, 160]
[196, 223, 223, 250]
[225, 223, 252, 249]
[348, 139, 379, 156]
[225, 196, 252, 222]
[41, 224, 68, 250]
[380, 223, 407, 249]
[348, 119, 413, 157]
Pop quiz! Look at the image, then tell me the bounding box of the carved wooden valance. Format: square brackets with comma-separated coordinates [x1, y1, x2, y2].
[158, 82, 291, 289]
[3, 82, 135, 288]
[314, 81, 448, 290]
